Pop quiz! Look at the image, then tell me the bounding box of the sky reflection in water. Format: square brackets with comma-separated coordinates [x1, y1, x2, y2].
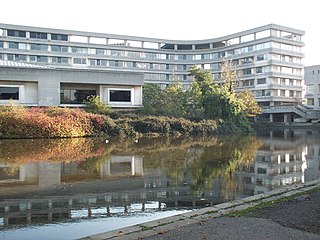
[0, 129, 319, 239]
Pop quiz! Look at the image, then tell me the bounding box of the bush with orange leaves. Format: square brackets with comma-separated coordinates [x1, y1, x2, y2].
[0, 105, 110, 138]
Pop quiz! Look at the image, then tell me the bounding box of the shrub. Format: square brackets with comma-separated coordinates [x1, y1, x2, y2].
[0, 105, 111, 138]
[83, 95, 111, 115]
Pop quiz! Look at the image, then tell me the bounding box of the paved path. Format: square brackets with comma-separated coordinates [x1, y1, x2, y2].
[144, 189, 320, 240]
[80, 180, 320, 240]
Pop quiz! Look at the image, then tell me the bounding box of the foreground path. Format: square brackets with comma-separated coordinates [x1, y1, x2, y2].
[80, 180, 320, 240]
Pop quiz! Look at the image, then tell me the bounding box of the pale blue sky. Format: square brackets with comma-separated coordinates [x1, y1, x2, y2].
[0, 0, 318, 65]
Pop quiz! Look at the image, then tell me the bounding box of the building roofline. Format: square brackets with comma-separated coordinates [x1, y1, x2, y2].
[0, 23, 305, 45]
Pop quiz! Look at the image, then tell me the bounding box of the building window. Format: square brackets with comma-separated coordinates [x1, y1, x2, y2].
[51, 57, 68, 64]
[7, 54, 26, 62]
[257, 78, 266, 84]
[109, 90, 131, 102]
[60, 89, 96, 104]
[7, 30, 26, 38]
[30, 32, 47, 39]
[72, 47, 87, 54]
[51, 34, 68, 41]
[243, 79, 255, 86]
[243, 68, 252, 75]
[73, 58, 87, 64]
[0, 41, 3, 48]
[51, 45, 68, 52]
[257, 54, 266, 61]
[256, 90, 270, 97]
[30, 44, 48, 51]
[30, 56, 48, 63]
[8, 42, 18, 49]
[0, 87, 19, 100]
[90, 59, 107, 66]
[256, 67, 263, 74]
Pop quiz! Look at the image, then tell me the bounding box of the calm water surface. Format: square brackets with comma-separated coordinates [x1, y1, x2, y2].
[0, 129, 319, 240]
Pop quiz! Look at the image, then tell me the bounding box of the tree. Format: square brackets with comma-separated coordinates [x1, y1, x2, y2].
[141, 83, 162, 114]
[83, 95, 110, 115]
[188, 66, 215, 95]
[188, 64, 261, 121]
[220, 60, 239, 93]
[161, 77, 186, 116]
[237, 90, 262, 117]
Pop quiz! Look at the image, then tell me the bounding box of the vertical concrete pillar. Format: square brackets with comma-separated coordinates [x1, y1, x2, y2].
[27, 202, 32, 224]
[106, 204, 111, 216]
[48, 200, 52, 221]
[4, 206, 9, 226]
[270, 114, 273, 122]
[269, 131, 273, 138]
[68, 199, 72, 218]
[38, 80, 60, 106]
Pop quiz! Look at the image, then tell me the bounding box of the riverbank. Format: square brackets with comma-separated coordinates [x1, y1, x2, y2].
[0, 106, 252, 139]
[79, 179, 320, 240]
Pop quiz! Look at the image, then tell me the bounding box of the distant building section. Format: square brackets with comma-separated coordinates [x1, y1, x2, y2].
[304, 65, 320, 109]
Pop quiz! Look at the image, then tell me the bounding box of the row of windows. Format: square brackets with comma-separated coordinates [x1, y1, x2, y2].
[3, 53, 303, 78]
[239, 78, 302, 87]
[3, 28, 302, 48]
[0, 40, 302, 61]
[6, 30, 67, 41]
[242, 66, 302, 76]
[254, 89, 302, 98]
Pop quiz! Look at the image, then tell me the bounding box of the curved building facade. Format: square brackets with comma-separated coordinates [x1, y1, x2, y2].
[0, 23, 304, 108]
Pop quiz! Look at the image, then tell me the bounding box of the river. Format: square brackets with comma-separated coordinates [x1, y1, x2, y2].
[0, 128, 319, 240]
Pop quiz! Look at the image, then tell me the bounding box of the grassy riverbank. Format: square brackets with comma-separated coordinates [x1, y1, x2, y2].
[0, 105, 252, 139]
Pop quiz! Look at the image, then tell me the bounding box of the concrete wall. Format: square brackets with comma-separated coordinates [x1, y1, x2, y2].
[0, 67, 143, 107]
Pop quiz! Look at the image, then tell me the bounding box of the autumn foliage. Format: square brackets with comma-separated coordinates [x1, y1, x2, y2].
[0, 105, 108, 138]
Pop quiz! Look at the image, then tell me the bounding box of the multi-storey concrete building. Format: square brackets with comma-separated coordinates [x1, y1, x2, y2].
[304, 65, 320, 109]
[0, 23, 305, 110]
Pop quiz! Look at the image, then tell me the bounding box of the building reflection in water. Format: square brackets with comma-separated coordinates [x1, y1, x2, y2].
[0, 130, 319, 231]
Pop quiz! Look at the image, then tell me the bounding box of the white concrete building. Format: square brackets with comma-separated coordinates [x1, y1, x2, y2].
[0, 23, 305, 111]
[304, 65, 320, 109]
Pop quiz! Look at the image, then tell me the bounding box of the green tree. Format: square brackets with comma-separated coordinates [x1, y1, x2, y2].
[141, 83, 162, 115]
[188, 65, 215, 95]
[188, 64, 261, 122]
[237, 90, 262, 117]
[83, 95, 110, 115]
[161, 77, 186, 116]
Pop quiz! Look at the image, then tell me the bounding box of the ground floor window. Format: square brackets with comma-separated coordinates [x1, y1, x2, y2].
[60, 89, 96, 104]
[0, 87, 19, 100]
[109, 90, 131, 102]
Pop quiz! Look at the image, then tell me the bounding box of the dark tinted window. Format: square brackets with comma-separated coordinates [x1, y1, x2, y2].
[30, 32, 47, 39]
[110, 90, 131, 102]
[51, 34, 68, 41]
[60, 89, 96, 104]
[7, 30, 26, 38]
[0, 87, 19, 100]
